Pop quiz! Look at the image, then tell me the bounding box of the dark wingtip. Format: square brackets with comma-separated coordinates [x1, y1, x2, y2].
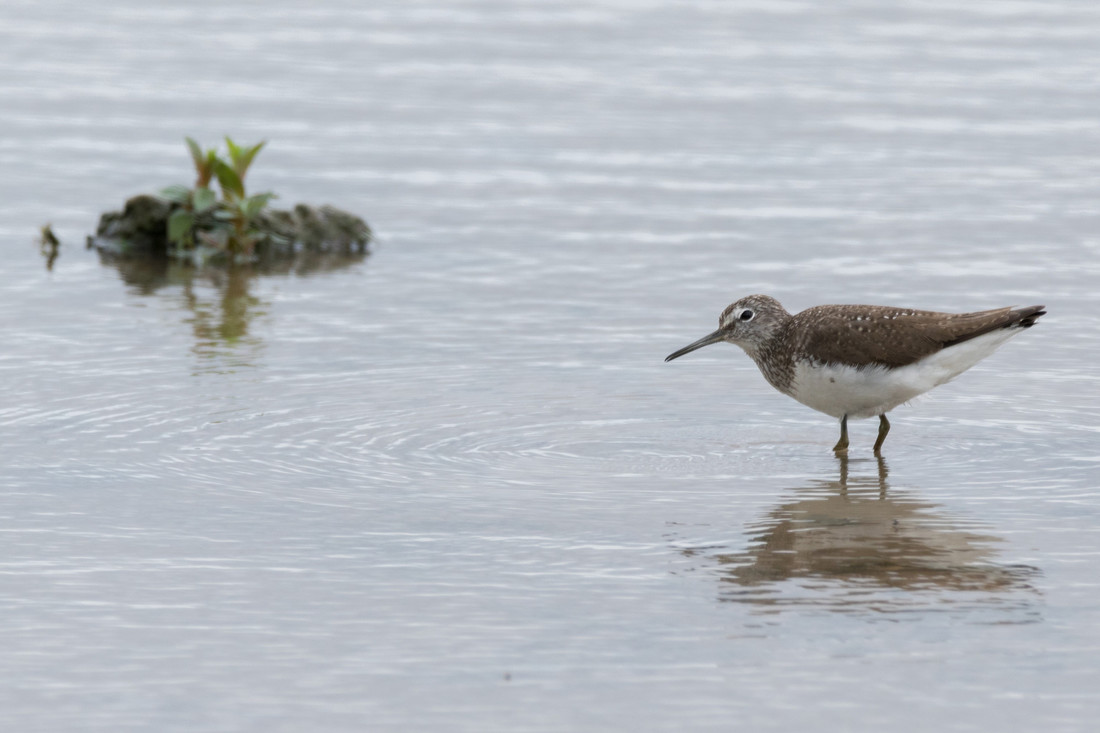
[1018, 305, 1046, 328]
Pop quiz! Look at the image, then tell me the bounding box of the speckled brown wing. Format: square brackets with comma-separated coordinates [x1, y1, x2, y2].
[791, 304, 1046, 369]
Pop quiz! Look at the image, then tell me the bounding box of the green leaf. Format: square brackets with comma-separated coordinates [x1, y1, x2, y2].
[195, 150, 219, 187]
[167, 209, 195, 243]
[241, 191, 275, 220]
[159, 184, 193, 205]
[214, 160, 245, 200]
[192, 186, 217, 213]
[234, 140, 266, 180]
[224, 136, 241, 163]
[185, 137, 203, 171]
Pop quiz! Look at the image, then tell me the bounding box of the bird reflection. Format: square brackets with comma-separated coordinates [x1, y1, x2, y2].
[674, 456, 1039, 616]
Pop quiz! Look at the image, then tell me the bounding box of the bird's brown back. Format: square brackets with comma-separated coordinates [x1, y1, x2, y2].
[787, 304, 1046, 369]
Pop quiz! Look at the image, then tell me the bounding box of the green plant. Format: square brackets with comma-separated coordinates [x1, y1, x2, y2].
[187, 137, 219, 188]
[159, 136, 275, 259]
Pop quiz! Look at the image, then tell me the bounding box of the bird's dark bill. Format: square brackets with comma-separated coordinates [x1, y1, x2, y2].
[665, 329, 726, 362]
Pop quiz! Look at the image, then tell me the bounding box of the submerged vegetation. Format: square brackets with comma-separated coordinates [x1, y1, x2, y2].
[88, 137, 371, 266]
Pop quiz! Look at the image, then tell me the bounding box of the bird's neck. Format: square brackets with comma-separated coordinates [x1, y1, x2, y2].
[746, 328, 795, 396]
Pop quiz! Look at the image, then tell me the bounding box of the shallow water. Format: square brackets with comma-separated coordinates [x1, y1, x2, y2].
[2, 1, 1100, 731]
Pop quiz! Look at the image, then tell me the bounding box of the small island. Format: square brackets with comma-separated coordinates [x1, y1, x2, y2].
[87, 137, 371, 265]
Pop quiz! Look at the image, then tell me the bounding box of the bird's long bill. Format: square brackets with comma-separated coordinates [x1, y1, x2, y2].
[664, 329, 726, 362]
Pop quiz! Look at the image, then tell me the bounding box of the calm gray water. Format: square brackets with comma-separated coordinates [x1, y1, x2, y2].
[2, 1, 1099, 731]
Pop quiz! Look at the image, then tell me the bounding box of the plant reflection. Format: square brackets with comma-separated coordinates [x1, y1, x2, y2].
[96, 250, 367, 365]
[674, 457, 1040, 616]
[181, 266, 263, 359]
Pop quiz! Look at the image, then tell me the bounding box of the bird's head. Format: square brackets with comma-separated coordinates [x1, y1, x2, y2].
[665, 294, 789, 362]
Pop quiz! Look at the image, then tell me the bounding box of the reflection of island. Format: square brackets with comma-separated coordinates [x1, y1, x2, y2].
[674, 457, 1040, 615]
[96, 249, 366, 363]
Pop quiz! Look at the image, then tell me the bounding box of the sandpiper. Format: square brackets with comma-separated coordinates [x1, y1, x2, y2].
[665, 295, 1045, 454]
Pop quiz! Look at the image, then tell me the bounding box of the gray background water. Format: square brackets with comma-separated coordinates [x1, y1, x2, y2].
[2, 1, 1099, 731]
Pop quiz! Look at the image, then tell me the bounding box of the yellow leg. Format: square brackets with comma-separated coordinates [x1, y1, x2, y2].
[832, 414, 849, 454]
[873, 414, 890, 456]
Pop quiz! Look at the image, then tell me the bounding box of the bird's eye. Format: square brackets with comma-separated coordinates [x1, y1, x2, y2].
[739, 309, 755, 322]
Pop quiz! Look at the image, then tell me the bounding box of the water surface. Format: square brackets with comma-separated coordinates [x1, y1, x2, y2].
[1, 1, 1099, 731]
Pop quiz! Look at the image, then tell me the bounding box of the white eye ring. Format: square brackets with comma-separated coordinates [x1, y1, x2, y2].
[738, 309, 755, 322]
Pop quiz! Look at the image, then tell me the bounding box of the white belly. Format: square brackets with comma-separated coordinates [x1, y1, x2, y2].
[786, 327, 1022, 419]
